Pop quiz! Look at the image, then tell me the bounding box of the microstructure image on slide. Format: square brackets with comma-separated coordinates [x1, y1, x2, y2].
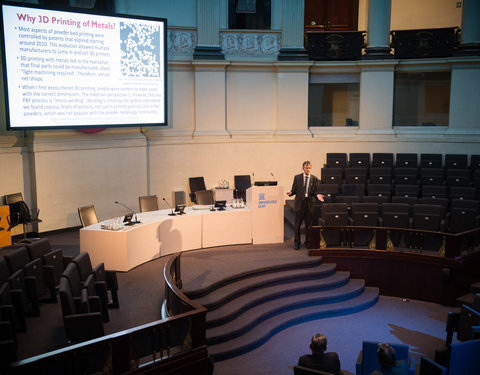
[120, 22, 161, 77]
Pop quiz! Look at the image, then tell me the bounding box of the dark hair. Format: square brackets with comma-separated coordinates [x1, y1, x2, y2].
[311, 333, 327, 353]
[302, 160, 312, 168]
[377, 343, 396, 368]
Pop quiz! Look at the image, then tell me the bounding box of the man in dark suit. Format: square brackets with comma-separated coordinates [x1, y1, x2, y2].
[298, 333, 341, 375]
[287, 161, 324, 250]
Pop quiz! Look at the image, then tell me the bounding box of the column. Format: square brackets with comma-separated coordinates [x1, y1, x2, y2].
[364, 0, 392, 59]
[358, 61, 396, 132]
[193, 61, 229, 136]
[193, 0, 224, 60]
[277, 0, 308, 61]
[457, 0, 480, 56]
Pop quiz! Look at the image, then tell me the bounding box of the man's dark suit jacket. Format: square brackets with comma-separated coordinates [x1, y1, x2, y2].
[298, 352, 341, 375]
[290, 173, 320, 211]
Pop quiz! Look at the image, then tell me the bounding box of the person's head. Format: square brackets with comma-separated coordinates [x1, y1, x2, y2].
[377, 343, 397, 369]
[302, 161, 312, 176]
[310, 333, 327, 354]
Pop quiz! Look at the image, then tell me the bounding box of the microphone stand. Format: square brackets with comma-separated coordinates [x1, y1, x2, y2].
[162, 198, 177, 216]
[114, 201, 141, 225]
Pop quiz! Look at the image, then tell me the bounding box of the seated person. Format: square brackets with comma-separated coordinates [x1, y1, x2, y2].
[298, 333, 341, 375]
[371, 343, 409, 375]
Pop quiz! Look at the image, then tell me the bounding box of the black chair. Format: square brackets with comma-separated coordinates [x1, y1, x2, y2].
[445, 154, 468, 169]
[350, 203, 380, 246]
[372, 153, 394, 168]
[4, 247, 50, 315]
[422, 185, 448, 199]
[369, 168, 392, 184]
[394, 184, 420, 198]
[349, 153, 370, 168]
[78, 205, 98, 228]
[72, 252, 119, 310]
[325, 153, 347, 169]
[449, 208, 480, 233]
[321, 168, 343, 186]
[413, 204, 446, 231]
[445, 169, 471, 187]
[189, 176, 207, 204]
[345, 167, 367, 184]
[396, 153, 418, 168]
[420, 168, 444, 186]
[395, 167, 418, 185]
[58, 276, 104, 344]
[317, 184, 339, 203]
[470, 155, 480, 170]
[367, 184, 391, 197]
[362, 195, 390, 205]
[450, 199, 480, 214]
[421, 154, 443, 168]
[382, 203, 411, 228]
[341, 183, 365, 196]
[318, 203, 349, 246]
[7, 200, 42, 243]
[334, 196, 362, 213]
[391, 196, 417, 217]
[0, 258, 26, 332]
[25, 238, 72, 288]
[420, 197, 449, 215]
[234, 175, 252, 201]
[138, 195, 159, 213]
[62, 262, 108, 323]
[449, 186, 477, 200]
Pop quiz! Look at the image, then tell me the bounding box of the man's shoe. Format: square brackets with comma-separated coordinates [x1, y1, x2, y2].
[294, 244, 300, 250]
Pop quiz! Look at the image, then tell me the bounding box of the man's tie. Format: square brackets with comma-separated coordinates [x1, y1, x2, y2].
[304, 176, 309, 198]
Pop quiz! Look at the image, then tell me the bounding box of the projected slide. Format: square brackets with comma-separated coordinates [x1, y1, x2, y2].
[1, 3, 167, 129]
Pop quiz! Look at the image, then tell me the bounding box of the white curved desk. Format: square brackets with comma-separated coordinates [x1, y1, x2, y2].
[80, 206, 252, 271]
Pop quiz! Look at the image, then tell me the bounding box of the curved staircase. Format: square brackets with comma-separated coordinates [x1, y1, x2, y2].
[184, 257, 379, 362]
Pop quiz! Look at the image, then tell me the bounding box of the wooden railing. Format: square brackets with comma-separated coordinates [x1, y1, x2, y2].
[309, 226, 480, 306]
[8, 253, 209, 375]
[310, 225, 480, 258]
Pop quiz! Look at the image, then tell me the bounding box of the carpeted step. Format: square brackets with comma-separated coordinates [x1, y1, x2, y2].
[206, 278, 364, 343]
[189, 263, 337, 310]
[207, 286, 379, 362]
[206, 271, 351, 328]
[184, 257, 324, 298]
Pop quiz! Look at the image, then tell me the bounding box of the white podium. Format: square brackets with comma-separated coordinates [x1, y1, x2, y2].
[246, 185, 284, 244]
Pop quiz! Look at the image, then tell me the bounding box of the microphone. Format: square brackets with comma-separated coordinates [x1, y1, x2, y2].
[162, 197, 176, 216]
[114, 201, 141, 225]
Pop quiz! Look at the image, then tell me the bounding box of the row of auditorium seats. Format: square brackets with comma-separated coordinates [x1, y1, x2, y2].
[324, 153, 480, 170]
[318, 183, 479, 200]
[0, 238, 119, 364]
[321, 167, 480, 189]
[315, 200, 480, 234]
